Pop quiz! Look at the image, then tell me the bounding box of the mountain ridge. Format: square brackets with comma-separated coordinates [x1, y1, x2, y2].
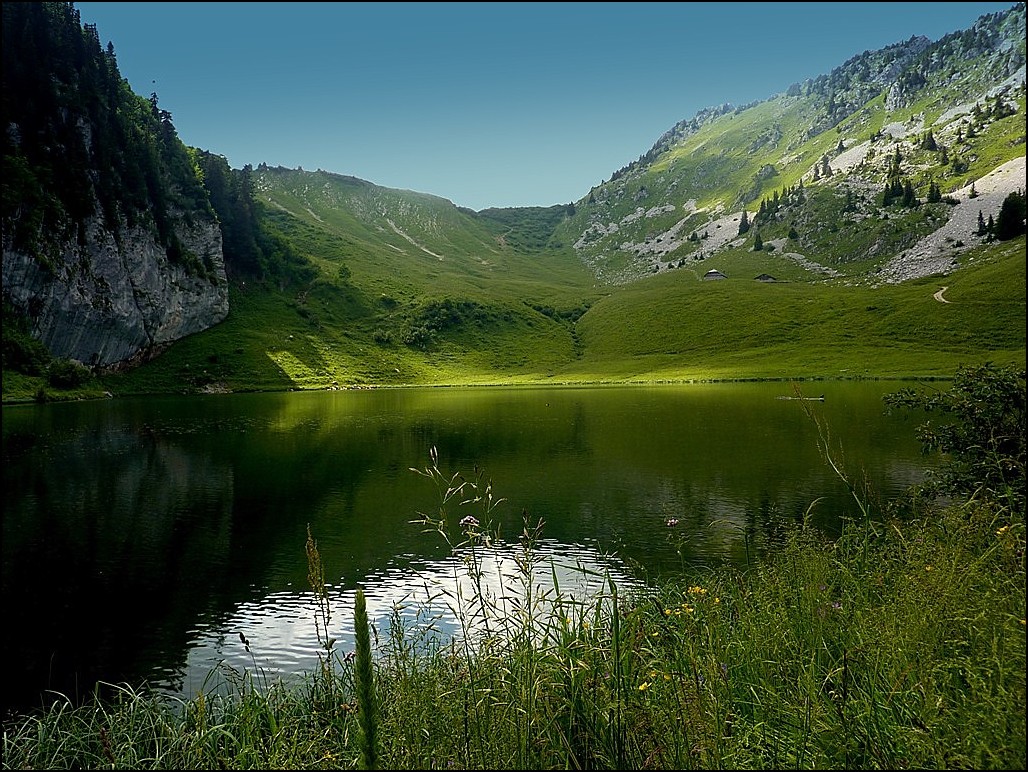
[1, 2, 1024, 400]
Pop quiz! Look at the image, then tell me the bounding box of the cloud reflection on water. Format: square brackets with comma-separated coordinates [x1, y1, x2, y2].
[163, 538, 641, 701]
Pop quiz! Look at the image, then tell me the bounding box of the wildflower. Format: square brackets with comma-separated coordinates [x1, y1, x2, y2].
[459, 515, 479, 529]
[666, 518, 679, 527]
[713, 597, 721, 604]
[688, 585, 707, 596]
[997, 525, 1011, 536]
[832, 601, 842, 610]
[925, 565, 933, 571]
[638, 681, 651, 691]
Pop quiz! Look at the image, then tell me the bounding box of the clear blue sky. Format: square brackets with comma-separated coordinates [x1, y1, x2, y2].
[75, 2, 1016, 211]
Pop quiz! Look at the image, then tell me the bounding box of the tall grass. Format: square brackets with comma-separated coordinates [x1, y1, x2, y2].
[3, 447, 1024, 769]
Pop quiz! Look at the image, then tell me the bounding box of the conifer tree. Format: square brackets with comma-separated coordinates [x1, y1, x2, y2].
[901, 180, 918, 208]
[890, 147, 903, 176]
[994, 190, 1026, 241]
[738, 209, 750, 235]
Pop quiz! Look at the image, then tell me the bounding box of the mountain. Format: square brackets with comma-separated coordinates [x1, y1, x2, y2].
[553, 3, 1026, 285]
[1, 3, 1025, 400]
[2, 1, 228, 368]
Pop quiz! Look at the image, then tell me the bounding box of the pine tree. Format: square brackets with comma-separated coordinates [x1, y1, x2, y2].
[994, 190, 1026, 241]
[753, 231, 763, 251]
[890, 147, 903, 175]
[901, 180, 918, 208]
[738, 209, 750, 235]
[883, 178, 904, 207]
[976, 210, 988, 236]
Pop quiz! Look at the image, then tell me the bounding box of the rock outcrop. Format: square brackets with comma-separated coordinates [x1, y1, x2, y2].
[2, 210, 228, 368]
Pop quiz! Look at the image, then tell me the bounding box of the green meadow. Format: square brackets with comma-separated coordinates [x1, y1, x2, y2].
[5, 235, 1021, 403]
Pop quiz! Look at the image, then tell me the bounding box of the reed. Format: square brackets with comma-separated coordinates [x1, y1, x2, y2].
[3, 443, 1024, 769]
[353, 588, 379, 770]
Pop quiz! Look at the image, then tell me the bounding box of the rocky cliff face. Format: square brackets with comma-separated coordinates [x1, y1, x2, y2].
[2, 211, 228, 368]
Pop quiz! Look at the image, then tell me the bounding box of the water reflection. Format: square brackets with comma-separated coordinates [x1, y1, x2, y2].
[2, 382, 933, 717]
[168, 539, 638, 701]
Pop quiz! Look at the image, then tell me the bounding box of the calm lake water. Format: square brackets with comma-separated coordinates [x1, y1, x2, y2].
[1, 381, 934, 717]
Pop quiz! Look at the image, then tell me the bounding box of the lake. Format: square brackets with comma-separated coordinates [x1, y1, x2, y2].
[1, 380, 934, 718]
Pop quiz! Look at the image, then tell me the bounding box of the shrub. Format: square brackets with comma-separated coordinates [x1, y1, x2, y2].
[884, 363, 1026, 512]
[46, 358, 92, 389]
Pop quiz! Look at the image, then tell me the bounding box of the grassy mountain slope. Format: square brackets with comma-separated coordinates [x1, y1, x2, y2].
[3, 5, 1024, 403]
[566, 236, 1025, 382]
[554, 3, 1026, 285]
[86, 167, 601, 396]
[74, 230, 1021, 399]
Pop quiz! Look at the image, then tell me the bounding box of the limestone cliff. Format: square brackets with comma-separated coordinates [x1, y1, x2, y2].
[2, 210, 228, 368]
[2, 1, 230, 368]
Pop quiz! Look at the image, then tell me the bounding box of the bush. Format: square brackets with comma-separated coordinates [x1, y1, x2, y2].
[884, 363, 1026, 512]
[46, 359, 92, 389]
[2, 333, 51, 375]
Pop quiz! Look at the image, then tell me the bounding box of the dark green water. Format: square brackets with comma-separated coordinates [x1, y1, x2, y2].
[1, 381, 933, 717]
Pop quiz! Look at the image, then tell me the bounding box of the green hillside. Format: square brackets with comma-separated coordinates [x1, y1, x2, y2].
[2, 3, 1025, 403]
